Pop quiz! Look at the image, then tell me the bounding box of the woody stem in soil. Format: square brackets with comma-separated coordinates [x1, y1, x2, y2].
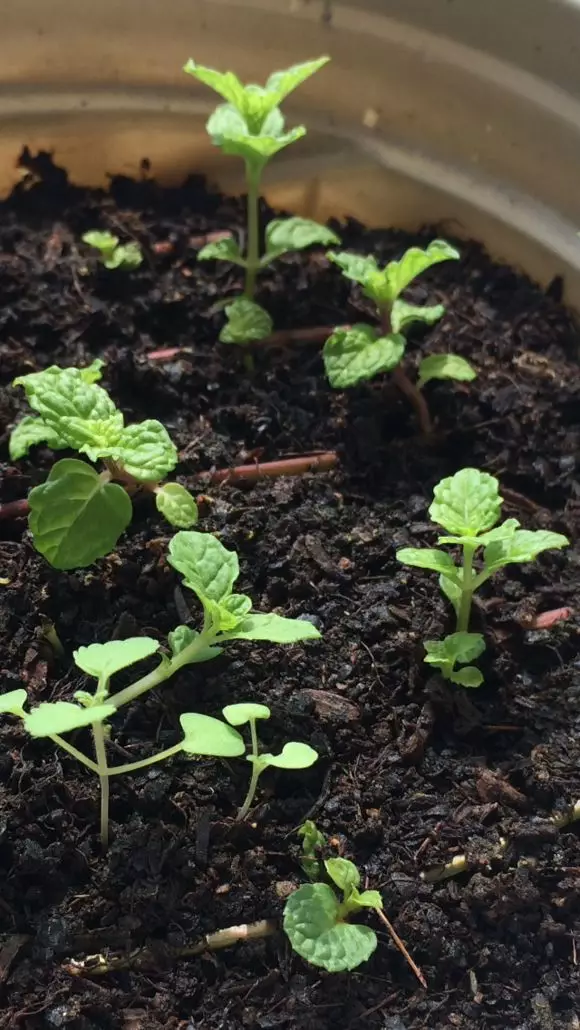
[381, 311, 433, 436]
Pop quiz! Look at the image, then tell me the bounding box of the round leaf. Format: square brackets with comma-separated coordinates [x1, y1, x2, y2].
[220, 297, 273, 345]
[259, 742, 318, 770]
[223, 702, 271, 726]
[0, 689, 27, 716]
[73, 638, 160, 680]
[323, 325, 405, 389]
[429, 468, 502, 536]
[28, 458, 133, 570]
[324, 857, 360, 892]
[117, 420, 178, 481]
[179, 713, 245, 757]
[24, 701, 115, 737]
[284, 883, 378, 972]
[155, 483, 199, 528]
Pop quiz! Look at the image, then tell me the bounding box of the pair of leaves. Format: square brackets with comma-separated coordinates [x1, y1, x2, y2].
[424, 632, 485, 688]
[83, 231, 143, 271]
[0, 685, 115, 737]
[329, 240, 459, 310]
[178, 707, 317, 772]
[198, 217, 339, 269]
[284, 857, 382, 972]
[167, 531, 321, 645]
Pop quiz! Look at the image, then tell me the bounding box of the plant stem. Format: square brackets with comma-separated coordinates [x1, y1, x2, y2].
[92, 722, 110, 850]
[380, 309, 433, 435]
[50, 734, 99, 773]
[244, 162, 261, 299]
[106, 743, 183, 777]
[236, 719, 262, 821]
[457, 544, 476, 632]
[107, 631, 218, 711]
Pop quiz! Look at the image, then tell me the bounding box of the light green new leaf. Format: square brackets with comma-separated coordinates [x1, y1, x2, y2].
[425, 632, 485, 667]
[396, 547, 458, 575]
[197, 236, 245, 266]
[223, 702, 271, 725]
[9, 416, 68, 461]
[82, 230, 118, 254]
[475, 518, 520, 548]
[183, 61, 248, 110]
[417, 353, 477, 389]
[167, 625, 223, 663]
[223, 612, 321, 643]
[117, 420, 178, 481]
[168, 531, 239, 604]
[350, 888, 384, 910]
[391, 300, 445, 335]
[69, 413, 125, 462]
[220, 297, 273, 345]
[79, 358, 105, 384]
[24, 700, 115, 737]
[14, 366, 118, 438]
[450, 666, 484, 688]
[430, 468, 502, 536]
[325, 857, 360, 893]
[484, 529, 569, 574]
[440, 573, 461, 615]
[323, 325, 406, 388]
[179, 712, 245, 757]
[206, 104, 305, 164]
[103, 243, 142, 271]
[73, 637, 160, 680]
[0, 689, 27, 716]
[327, 250, 379, 285]
[155, 483, 198, 528]
[28, 458, 132, 570]
[383, 240, 460, 304]
[262, 217, 340, 264]
[256, 742, 318, 770]
[283, 883, 378, 972]
[265, 57, 330, 105]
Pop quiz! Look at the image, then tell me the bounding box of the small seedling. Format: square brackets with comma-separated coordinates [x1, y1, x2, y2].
[397, 468, 569, 684]
[184, 58, 339, 344]
[298, 818, 327, 879]
[0, 534, 320, 846]
[323, 241, 475, 433]
[82, 231, 143, 271]
[183, 702, 318, 820]
[284, 823, 382, 972]
[10, 361, 198, 568]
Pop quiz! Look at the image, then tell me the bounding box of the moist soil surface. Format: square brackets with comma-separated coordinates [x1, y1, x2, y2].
[0, 157, 580, 1030]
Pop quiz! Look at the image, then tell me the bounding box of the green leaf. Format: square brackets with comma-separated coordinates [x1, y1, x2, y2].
[82, 230, 118, 255]
[396, 548, 458, 575]
[155, 483, 198, 528]
[14, 366, 118, 440]
[73, 637, 160, 680]
[179, 713, 245, 757]
[262, 217, 340, 264]
[417, 353, 477, 389]
[350, 888, 383, 910]
[28, 459, 133, 570]
[325, 857, 360, 893]
[220, 297, 273, 345]
[283, 884, 378, 972]
[103, 243, 142, 271]
[425, 632, 485, 667]
[167, 626, 223, 662]
[450, 666, 484, 688]
[256, 741, 318, 770]
[440, 573, 461, 615]
[0, 689, 27, 716]
[475, 518, 520, 547]
[183, 61, 249, 109]
[69, 414, 125, 463]
[79, 358, 105, 384]
[117, 420, 178, 481]
[168, 531, 239, 604]
[9, 416, 68, 461]
[382, 240, 460, 304]
[391, 300, 445, 335]
[323, 325, 405, 389]
[265, 57, 330, 105]
[197, 236, 245, 266]
[484, 529, 569, 574]
[24, 700, 115, 736]
[223, 612, 321, 643]
[327, 250, 379, 285]
[206, 104, 305, 165]
[429, 468, 502, 536]
[223, 702, 271, 725]
[298, 820, 326, 879]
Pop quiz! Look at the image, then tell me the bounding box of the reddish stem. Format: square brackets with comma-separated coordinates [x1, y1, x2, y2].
[0, 498, 30, 520]
[381, 311, 433, 436]
[147, 325, 344, 362]
[204, 451, 338, 485]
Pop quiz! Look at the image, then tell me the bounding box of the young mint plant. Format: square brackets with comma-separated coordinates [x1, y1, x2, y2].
[424, 632, 486, 688]
[82, 231, 143, 271]
[323, 241, 475, 434]
[184, 57, 339, 344]
[10, 363, 198, 568]
[298, 818, 327, 879]
[284, 854, 383, 972]
[397, 468, 569, 685]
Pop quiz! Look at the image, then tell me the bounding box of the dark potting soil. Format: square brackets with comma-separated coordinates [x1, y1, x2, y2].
[0, 155, 580, 1030]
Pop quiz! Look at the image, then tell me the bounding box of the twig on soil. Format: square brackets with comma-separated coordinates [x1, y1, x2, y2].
[146, 325, 342, 362]
[63, 919, 277, 976]
[203, 451, 338, 485]
[374, 908, 427, 988]
[0, 499, 29, 521]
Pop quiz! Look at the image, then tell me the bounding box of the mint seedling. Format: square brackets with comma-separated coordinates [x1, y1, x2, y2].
[184, 58, 339, 343]
[323, 241, 475, 433]
[298, 818, 326, 879]
[82, 231, 143, 271]
[284, 852, 383, 972]
[397, 468, 569, 685]
[10, 363, 198, 568]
